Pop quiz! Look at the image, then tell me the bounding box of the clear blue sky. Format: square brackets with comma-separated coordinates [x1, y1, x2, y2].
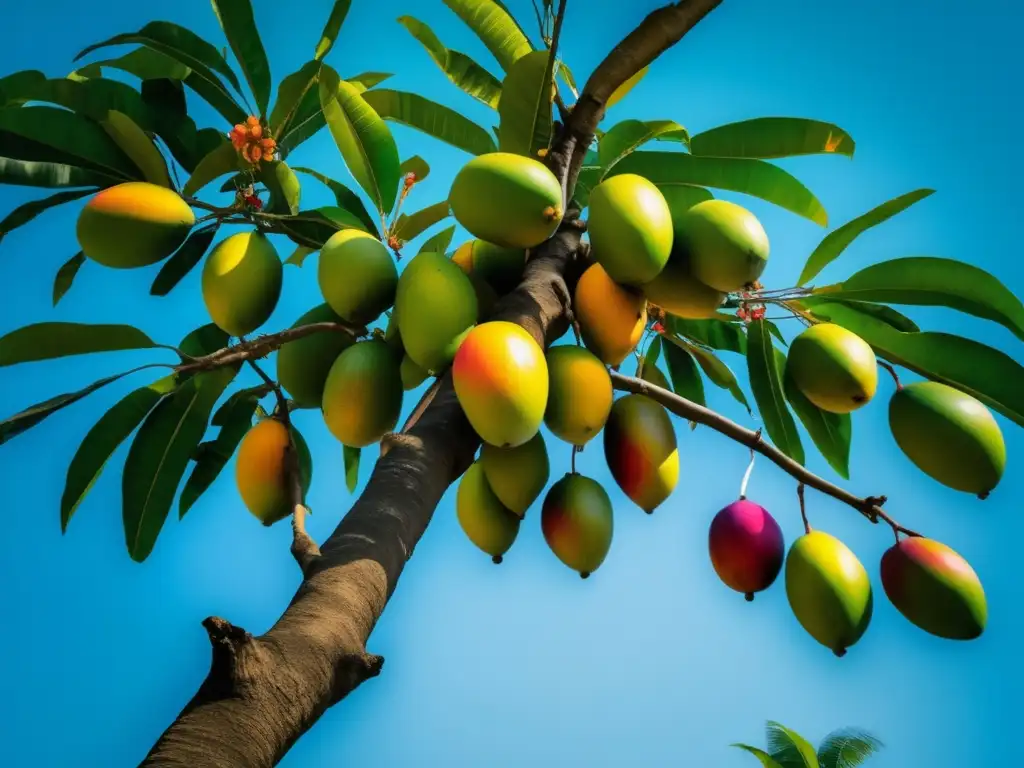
[1, 1, 1021, 765]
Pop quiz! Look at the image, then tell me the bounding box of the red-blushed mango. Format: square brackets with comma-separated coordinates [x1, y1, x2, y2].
[452, 321, 548, 448]
[396, 251, 478, 373]
[603, 394, 679, 513]
[318, 229, 398, 325]
[453, 240, 526, 295]
[642, 244, 725, 319]
[544, 345, 613, 446]
[575, 263, 647, 366]
[276, 303, 354, 409]
[541, 472, 614, 578]
[456, 461, 521, 563]
[880, 536, 987, 640]
[588, 174, 673, 286]
[449, 152, 563, 248]
[76, 182, 195, 269]
[679, 199, 769, 292]
[785, 530, 873, 657]
[202, 230, 283, 337]
[786, 323, 878, 414]
[400, 354, 429, 391]
[888, 381, 1005, 498]
[235, 418, 313, 526]
[708, 499, 785, 601]
[480, 432, 550, 518]
[321, 340, 403, 447]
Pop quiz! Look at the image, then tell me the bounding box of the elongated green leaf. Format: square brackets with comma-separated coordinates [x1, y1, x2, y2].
[816, 728, 884, 768]
[101, 110, 172, 187]
[53, 252, 86, 307]
[269, 60, 321, 137]
[278, 206, 371, 249]
[419, 224, 456, 255]
[732, 745, 786, 768]
[557, 61, 578, 99]
[610, 151, 828, 226]
[690, 118, 855, 160]
[285, 245, 316, 267]
[320, 66, 401, 215]
[150, 224, 220, 296]
[394, 201, 451, 242]
[645, 334, 663, 368]
[61, 375, 178, 531]
[73, 47, 191, 81]
[344, 444, 360, 492]
[182, 139, 241, 196]
[497, 49, 553, 157]
[746, 321, 804, 463]
[183, 70, 249, 125]
[442, 0, 532, 72]
[0, 322, 157, 366]
[0, 189, 94, 246]
[670, 317, 747, 354]
[816, 256, 1024, 341]
[784, 371, 851, 478]
[598, 119, 688, 169]
[316, 0, 353, 61]
[605, 66, 648, 110]
[666, 335, 750, 411]
[0, 70, 47, 105]
[805, 302, 1024, 427]
[798, 297, 919, 333]
[662, 340, 706, 406]
[798, 189, 934, 284]
[261, 160, 302, 216]
[211, 0, 272, 115]
[400, 155, 430, 182]
[766, 722, 819, 768]
[362, 88, 497, 157]
[0, 155, 119, 189]
[179, 323, 230, 359]
[348, 72, 394, 91]
[292, 166, 379, 235]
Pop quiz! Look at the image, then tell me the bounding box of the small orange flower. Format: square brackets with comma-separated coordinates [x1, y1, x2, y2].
[404, 172, 417, 188]
[249, 122, 263, 140]
[232, 115, 276, 167]
[246, 115, 260, 128]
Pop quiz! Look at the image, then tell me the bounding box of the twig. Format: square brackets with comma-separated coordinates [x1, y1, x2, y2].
[878, 359, 902, 390]
[797, 483, 810, 533]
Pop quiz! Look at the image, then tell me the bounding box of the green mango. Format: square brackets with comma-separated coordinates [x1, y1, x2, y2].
[276, 303, 354, 408]
[480, 431, 550, 518]
[641, 243, 725, 319]
[400, 354, 429, 391]
[453, 239, 526, 295]
[202, 230, 282, 337]
[679, 199, 769, 292]
[456, 461, 521, 563]
[541, 473, 614, 578]
[321, 340, 403, 447]
[588, 174, 673, 286]
[786, 323, 878, 414]
[604, 394, 679, 513]
[318, 229, 398, 325]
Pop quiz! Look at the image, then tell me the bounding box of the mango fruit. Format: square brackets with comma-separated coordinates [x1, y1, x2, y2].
[453, 240, 526, 295]
[235, 418, 313, 526]
[588, 174, 673, 286]
[449, 152, 563, 248]
[76, 182, 195, 269]
[641, 244, 725, 319]
[456, 461, 521, 563]
[321, 340, 403, 447]
[480, 432, 550, 518]
[400, 354, 429, 391]
[396, 250, 478, 373]
[708, 499, 785, 601]
[276, 303, 354, 408]
[603, 394, 679, 513]
[637, 356, 671, 391]
[880, 536, 987, 640]
[888, 381, 1005, 498]
[786, 531, 873, 657]
[541, 472, 614, 578]
[544, 345, 613, 445]
[318, 229, 398, 325]
[786, 323, 878, 414]
[202, 230, 283, 337]
[575, 263, 647, 366]
[678, 199, 769, 292]
[452, 321, 548, 448]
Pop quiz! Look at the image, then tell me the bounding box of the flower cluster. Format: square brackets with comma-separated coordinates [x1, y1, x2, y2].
[229, 116, 277, 165]
[736, 304, 766, 322]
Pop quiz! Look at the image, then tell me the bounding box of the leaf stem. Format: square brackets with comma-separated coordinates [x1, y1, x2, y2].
[878, 359, 902, 390]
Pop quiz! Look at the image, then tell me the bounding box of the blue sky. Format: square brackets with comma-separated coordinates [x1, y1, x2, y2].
[1, 0, 1021, 765]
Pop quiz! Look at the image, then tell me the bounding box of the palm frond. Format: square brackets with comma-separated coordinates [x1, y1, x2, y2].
[732, 743, 786, 768]
[816, 728, 884, 768]
[765, 722, 819, 768]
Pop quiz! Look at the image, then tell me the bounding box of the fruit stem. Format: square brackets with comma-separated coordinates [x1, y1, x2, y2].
[570, 443, 579, 474]
[797, 483, 811, 534]
[878, 360, 902, 390]
[738, 446, 755, 500]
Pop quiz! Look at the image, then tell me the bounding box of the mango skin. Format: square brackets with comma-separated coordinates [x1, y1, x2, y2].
[541, 473, 614, 577]
[396, 251, 478, 373]
[449, 152, 563, 249]
[603, 394, 679, 513]
[708, 499, 785, 600]
[318, 229, 398, 325]
[456, 461, 521, 561]
[202, 231, 283, 337]
[450, 249, 500, 320]
[575, 263, 647, 366]
[77, 182, 195, 269]
[588, 174, 673, 286]
[452, 321, 548, 448]
[235, 418, 313, 526]
[480, 432, 550, 518]
[888, 381, 1005, 497]
[276, 303, 354, 409]
[786, 531, 873, 657]
[454, 240, 526, 295]
[544, 345, 613, 446]
[880, 537, 987, 640]
[400, 354, 429, 391]
[321, 340, 403, 447]
[786, 323, 878, 414]
[680, 199, 770, 292]
[642, 243, 725, 319]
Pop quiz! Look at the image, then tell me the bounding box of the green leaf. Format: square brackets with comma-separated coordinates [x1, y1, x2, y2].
[666, 335, 750, 411]
[319, 65, 401, 215]
[182, 139, 241, 196]
[816, 728, 883, 768]
[662, 340, 706, 406]
[609, 151, 828, 226]
[746, 321, 804, 463]
[798, 297, 919, 333]
[285, 245, 316, 267]
[344, 444, 360, 492]
[347, 72, 395, 92]
[0, 322, 157, 366]
[400, 155, 430, 182]
[670, 316, 747, 354]
[556, 61, 578, 99]
[261, 160, 302, 216]
[100, 109, 172, 187]
[211, 0, 272, 116]
[278, 206, 371, 249]
[572, 165, 602, 208]
[0, 155, 118, 189]
[150, 224, 220, 297]
[497, 50, 553, 157]
[292, 165, 379, 235]
[179, 323, 229, 358]
[397, 16, 503, 109]
[815, 256, 1024, 342]
[72, 47, 191, 81]
[122, 367, 237, 561]
[766, 722, 820, 768]
[798, 189, 934, 285]
[784, 371, 851, 478]
[315, 0, 353, 61]
[805, 301, 1024, 427]
[362, 88, 497, 157]
[442, 0, 533, 72]
[645, 334, 663, 367]
[731, 744, 786, 768]
[605, 66, 648, 110]
[598, 119, 688, 170]
[53, 252, 86, 307]
[269, 60, 321, 137]
[1, 70, 47, 105]
[419, 224, 456, 255]
[690, 118, 855, 160]
[61, 374, 178, 531]
[0, 189, 94, 246]
[393, 200, 451, 242]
